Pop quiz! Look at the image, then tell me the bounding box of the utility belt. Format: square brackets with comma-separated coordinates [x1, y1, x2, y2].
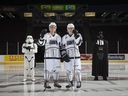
[25, 56, 34, 62]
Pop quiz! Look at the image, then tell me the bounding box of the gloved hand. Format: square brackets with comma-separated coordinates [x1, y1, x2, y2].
[73, 29, 80, 39]
[40, 29, 47, 38]
[24, 46, 32, 51]
[60, 48, 70, 62]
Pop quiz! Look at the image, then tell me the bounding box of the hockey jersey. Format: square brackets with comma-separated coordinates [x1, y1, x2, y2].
[62, 33, 83, 58]
[38, 33, 61, 59]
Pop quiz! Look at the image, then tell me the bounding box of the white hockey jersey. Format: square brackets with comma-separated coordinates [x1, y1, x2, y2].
[38, 33, 61, 59]
[62, 33, 83, 58]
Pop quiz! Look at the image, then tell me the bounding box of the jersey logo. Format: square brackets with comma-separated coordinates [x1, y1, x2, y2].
[49, 40, 58, 44]
[67, 40, 74, 45]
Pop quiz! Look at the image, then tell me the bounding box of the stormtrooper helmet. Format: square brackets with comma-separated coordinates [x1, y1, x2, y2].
[25, 35, 34, 44]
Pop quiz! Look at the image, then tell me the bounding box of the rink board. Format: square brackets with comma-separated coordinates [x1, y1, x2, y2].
[1, 60, 127, 71]
[0, 54, 128, 73]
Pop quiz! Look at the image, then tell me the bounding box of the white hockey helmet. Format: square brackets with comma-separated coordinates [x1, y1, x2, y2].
[25, 35, 34, 43]
[49, 22, 57, 28]
[67, 23, 75, 28]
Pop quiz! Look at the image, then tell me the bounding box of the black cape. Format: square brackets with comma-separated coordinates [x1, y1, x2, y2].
[92, 39, 108, 77]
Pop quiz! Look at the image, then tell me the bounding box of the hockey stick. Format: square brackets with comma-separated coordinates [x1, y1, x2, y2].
[73, 39, 76, 89]
[43, 48, 47, 92]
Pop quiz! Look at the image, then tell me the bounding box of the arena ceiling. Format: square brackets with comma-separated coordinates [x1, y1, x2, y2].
[0, 0, 128, 5]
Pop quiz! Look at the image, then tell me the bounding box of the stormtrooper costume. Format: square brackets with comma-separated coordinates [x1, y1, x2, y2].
[22, 35, 38, 81]
[38, 22, 61, 88]
[62, 23, 83, 88]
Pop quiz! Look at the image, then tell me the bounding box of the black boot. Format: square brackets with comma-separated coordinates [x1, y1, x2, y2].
[54, 81, 62, 88]
[44, 81, 51, 89]
[94, 76, 98, 80]
[66, 81, 73, 88]
[76, 81, 81, 88]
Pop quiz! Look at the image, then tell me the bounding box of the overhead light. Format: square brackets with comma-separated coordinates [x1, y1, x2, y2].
[44, 12, 56, 17]
[101, 12, 106, 17]
[64, 12, 75, 17]
[24, 12, 33, 17]
[8, 12, 15, 18]
[116, 12, 124, 17]
[3, 7, 15, 11]
[101, 12, 111, 18]
[112, 13, 117, 17]
[0, 14, 4, 18]
[85, 12, 95, 17]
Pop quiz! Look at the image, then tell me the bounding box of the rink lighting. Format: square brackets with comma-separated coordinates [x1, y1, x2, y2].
[8, 12, 15, 18]
[101, 12, 107, 17]
[64, 12, 75, 17]
[0, 14, 4, 18]
[44, 12, 56, 17]
[85, 12, 95, 17]
[24, 12, 33, 17]
[101, 12, 111, 18]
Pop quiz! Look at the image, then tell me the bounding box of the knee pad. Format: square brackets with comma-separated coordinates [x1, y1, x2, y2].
[44, 70, 51, 80]
[44, 70, 50, 74]
[67, 70, 72, 75]
[53, 66, 60, 73]
[75, 69, 81, 81]
[30, 68, 33, 70]
[67, 70, 74, 77]
[66, 70, 73, 81]
[75, 69, 81, 74]
[76, 69, 81, 73]
[53, 72, 60, 80]
[52, 69, 57, 73]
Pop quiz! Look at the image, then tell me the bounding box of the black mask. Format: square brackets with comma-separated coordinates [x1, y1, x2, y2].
[28, 42, 32, 44]
[97, 31, 104, 39]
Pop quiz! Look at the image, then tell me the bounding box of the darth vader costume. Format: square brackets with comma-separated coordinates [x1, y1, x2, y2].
[92, 31, 108, 80]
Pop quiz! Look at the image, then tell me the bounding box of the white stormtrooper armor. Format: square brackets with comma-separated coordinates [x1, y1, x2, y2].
[38, 22, 62, 88]
[62, 23, 83, 88]
[22, 35, 38, 81]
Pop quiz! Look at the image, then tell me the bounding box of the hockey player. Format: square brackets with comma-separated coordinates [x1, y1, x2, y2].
[38, 22, 62, 89]
[62, 23, 83, 88]
[22, 35, 38, 82]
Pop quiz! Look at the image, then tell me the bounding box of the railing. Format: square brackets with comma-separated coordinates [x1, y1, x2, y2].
[0, 42, 22, 55]
[0, 41, 127, 55]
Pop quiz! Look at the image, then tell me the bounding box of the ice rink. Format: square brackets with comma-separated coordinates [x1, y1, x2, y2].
[1, 1, 128, 96]
[0, 63, 128, 96]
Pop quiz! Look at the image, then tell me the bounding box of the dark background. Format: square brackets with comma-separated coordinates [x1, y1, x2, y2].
[0, 0, 128, 62]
